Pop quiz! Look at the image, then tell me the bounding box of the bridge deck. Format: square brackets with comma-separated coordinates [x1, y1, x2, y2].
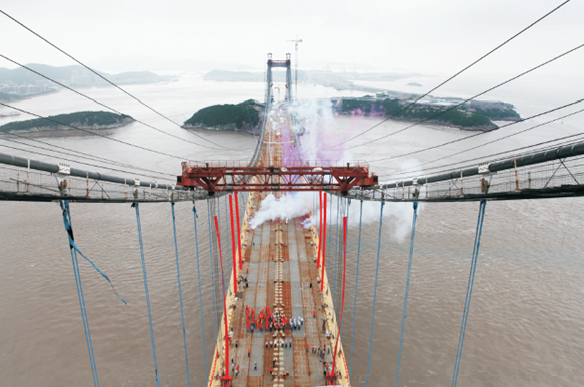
[208, 106, 349, 386]
[229, 215, 327, 386]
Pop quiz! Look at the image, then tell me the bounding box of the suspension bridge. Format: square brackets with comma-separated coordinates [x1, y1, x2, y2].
[1, 2, 583, 386]
[1, 54, 583, 387]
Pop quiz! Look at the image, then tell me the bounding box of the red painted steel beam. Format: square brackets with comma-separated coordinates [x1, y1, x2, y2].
[177, 164, 378, 194]
[321, 193, 327, 293]
[234, 193, 242, 270]
[317, 191, 323, 269]
[228, 195, 237, 294]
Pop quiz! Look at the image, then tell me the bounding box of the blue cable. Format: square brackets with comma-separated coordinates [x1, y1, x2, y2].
[192, 206, 208, 377]
[452, 205, 481, 383]
[395, 202, 419, 387]
[63, 202, 97, 385]
[133, 202, 161, 387]
[171, 203, 191, 387]
[206, 199, 218, 341]
[60, 201, 99, 387]
[60, 202, 126, 305]
[452, 201, 481, 385]
[452, 199, 484, 385]
[366, 201, 385, 387]
[349, 199, 363, 381]
[451, 199, 487, 387]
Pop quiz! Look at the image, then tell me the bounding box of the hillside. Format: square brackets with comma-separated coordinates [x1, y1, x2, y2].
[0, 111, 135, 133]
[340, 97, 521, 131]
[183, 99, 264, 132]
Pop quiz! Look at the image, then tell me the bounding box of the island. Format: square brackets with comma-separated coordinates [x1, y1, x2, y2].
[183, 99, 264, 135]
[0, 111, 135, 133]
[337, 97, 521, 131]
[407, 82, 422, 87]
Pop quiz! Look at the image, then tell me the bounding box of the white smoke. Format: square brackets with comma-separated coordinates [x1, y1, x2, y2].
[302, 159, 426, 242]
[303, 196, 423, 242]
[260, 100, 426, 242]
[249, 192, 314, 229]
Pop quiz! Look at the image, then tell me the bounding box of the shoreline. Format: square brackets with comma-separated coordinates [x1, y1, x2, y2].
[2, 122, 132, 135]
[337, 112, 500, 132]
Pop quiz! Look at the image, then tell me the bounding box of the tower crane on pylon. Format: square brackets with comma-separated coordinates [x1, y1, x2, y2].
[287, 37, 302, 101]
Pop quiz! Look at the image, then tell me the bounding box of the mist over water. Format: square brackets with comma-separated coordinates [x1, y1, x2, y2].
[1, 75, 584, 386]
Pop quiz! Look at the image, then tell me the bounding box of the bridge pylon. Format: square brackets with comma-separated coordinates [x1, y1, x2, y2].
[266, 53, 292, 104]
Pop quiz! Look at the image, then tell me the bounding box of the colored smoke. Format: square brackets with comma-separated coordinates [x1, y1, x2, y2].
[259, 99, 426, 241]
[289, 99, 353, 163]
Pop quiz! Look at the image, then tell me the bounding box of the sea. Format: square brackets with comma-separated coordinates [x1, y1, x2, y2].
[1, 72, 583, 386]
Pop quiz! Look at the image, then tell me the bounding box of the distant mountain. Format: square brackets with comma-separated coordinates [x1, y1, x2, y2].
[0, 64, 170, 86]
[204, 69, 419, 96]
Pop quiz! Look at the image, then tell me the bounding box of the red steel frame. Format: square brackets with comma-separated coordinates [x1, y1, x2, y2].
[177, 163, 378, 195]
[317, 191, 323, 269]
[321, 193, 327, 293]
[228, 195, 238, 294]
[234, 193, 242, 270]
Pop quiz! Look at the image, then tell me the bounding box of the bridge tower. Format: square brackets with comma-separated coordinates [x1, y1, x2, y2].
[266, 53, 292, 104]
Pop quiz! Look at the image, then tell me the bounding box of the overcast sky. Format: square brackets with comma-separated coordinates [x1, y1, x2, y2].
[1, 0, 582, 77]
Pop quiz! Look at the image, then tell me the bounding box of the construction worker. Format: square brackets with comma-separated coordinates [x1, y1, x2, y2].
[254, 362, 257, 370]
[247, 349, 250, 357]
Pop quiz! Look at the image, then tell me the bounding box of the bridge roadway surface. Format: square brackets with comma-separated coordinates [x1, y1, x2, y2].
[208, 106, 349, 386]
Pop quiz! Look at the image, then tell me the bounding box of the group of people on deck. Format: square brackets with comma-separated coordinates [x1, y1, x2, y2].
[245, 305, 304, 333]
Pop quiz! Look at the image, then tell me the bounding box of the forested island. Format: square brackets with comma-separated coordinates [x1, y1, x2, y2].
[0, 111, 135, 133]
[339, 97, 521, 131]
[183, 99, 264, 134]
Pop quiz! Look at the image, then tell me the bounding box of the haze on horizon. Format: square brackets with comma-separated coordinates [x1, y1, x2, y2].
[0, 0, 582, 81]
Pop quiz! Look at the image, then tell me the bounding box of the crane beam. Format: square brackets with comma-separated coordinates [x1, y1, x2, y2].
[176, 163, 378, 194]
